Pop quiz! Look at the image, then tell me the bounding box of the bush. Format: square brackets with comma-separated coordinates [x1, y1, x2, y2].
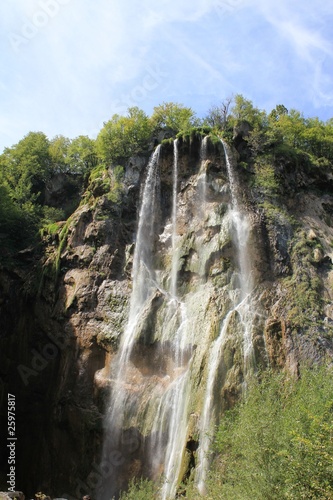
[119, 478, 157, 500]
[208, 367, 333, 499]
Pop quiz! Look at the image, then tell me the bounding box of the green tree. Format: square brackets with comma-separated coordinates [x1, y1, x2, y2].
[302, 117, 333, 160]
[270, 109, 306, 149]
[96, 107, 152, 164]
[210, 367, 333, 500]
[0, 131, 51, 207]
[66, 135, 97, 174]
[150, 102, 198, 133]
[231, 94, 267, 128]
[269, 104, 288, 122]
[49, 135, 71, 173]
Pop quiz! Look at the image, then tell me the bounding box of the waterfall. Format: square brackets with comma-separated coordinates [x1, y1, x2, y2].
[222, 140, 253, 297]
[119, 145, 161, 361]
[99, 137, 258, 500]
[148, 139, 192, 500]
[170, 138, 179, 299]
[150, 303, 191, 500]
[99, 146, 161, 500]
[198, 135, 208, 211]
[196, 305, 237, 495]
[222, 140, 255, 373]
[195, 139, 255, 494]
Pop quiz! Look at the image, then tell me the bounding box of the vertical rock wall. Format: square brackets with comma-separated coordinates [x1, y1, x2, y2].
[1, 134, 333, 498]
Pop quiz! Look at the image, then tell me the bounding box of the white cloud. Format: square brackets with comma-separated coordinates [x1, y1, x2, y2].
[1, 0, 333, 151]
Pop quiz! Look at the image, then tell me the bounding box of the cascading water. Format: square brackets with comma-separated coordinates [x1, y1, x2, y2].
[222, 140, 253, 297]
[195, 139, 256, 494]
[99, 136, 260, 500]
[100, 140, 195, 500]
[148, 138, 192, 500]
[118, 145, 161, 362]
[99, 146, 161, 500]
[170, 138, 179, 299]
[222, 140, 255, 373]
[198, 135, 209, 209]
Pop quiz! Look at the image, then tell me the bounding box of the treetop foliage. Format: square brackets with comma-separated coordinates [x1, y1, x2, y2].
[150, 101, 198, 132]
[0, 96, 333, 265]
[96, 106, 152, 165]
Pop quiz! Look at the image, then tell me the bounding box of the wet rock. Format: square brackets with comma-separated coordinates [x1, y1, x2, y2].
[1, 135, 333, 497]
[264, 318, 287, 369]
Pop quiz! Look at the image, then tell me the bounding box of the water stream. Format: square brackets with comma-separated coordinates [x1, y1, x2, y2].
[195, 139, 255, 494]
[150, 139, 192, 500]
[99, 146, 161, 499]
[198, 135, 209, 210]
[100, 138, 256, 499]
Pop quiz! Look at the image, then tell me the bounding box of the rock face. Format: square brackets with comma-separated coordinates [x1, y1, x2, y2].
[0, 134, 333, 498]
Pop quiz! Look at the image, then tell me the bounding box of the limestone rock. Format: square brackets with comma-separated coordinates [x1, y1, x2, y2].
[1, 133, 333, 497]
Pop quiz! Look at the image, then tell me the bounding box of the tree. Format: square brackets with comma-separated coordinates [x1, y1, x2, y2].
[150, 102, 198, 133]
[66, 135, 97, 174]
[269, 104, 288, 122]
[49, 135, 71, 173]
[272, 109, 305, 149]
[231, 94, 266, 128]
[205, 96, 233, 129]
[96, 107, 152, 165]
[0, 132, 51, 207]
[211, 368, 333, 500]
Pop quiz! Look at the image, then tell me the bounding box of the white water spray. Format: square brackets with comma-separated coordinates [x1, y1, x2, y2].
[152, 139, 193, 500]
[198, 135, 209, 211]
[99, 147, 161, 500]
[170, 138, 179, 299]
[150, 303, 191, 500]
[195, 140, 255, 493]
[119, 145, 161, 361]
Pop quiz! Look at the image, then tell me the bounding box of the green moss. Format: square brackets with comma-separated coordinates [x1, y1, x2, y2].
[161, 137, 174, 146]
[254, 157, 279, 194]
[83, 164, 124, 204]
[54, 216, 72, 276]
[40, 221, 61, 238]
[284, 231, 324, 328]
[176, 126, 212, 142]
[259, 201, 296, 226]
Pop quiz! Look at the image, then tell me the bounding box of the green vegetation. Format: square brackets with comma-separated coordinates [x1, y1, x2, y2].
[119, 367, 333, 500]
[207, 367, 333, 500]
[1, 96, 333, 272]
[83, 164, 124, 204]
[205, 95, 333, 167]
[151, 102, 199, 133]
[55, 216, 72, 276]
[0, 130, 98, 265]
[119, 478, 157, 500]
[96, 107, 153, 165]
[284, 231, 324, 329]
[254, 157, 279, 194]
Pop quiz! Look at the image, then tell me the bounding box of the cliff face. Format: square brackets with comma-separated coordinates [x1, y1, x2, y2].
[1, 133, 333, 498]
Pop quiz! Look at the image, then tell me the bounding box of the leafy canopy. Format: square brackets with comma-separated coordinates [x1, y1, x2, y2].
[150, 102, 199, 133]
[96, 107, 152, 165]
[211, 367, 333, 500]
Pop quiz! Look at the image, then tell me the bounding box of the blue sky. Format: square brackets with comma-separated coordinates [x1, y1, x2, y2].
[1, 0, 333, 152]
